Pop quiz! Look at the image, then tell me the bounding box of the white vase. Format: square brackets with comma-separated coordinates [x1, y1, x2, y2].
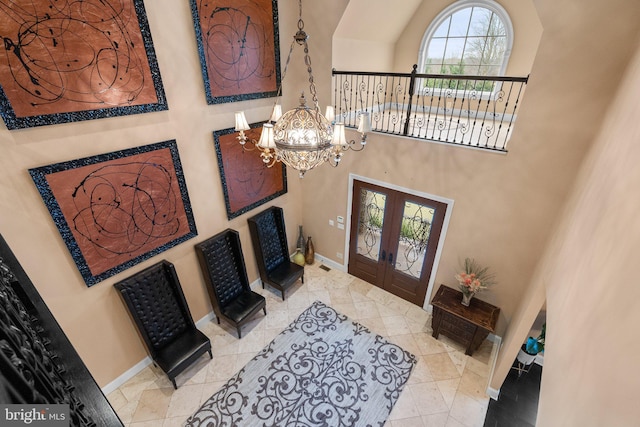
[461, 292, 475, 306]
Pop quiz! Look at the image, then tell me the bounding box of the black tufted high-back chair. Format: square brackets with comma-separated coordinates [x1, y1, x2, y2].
[195, 229, 266, 338]
[247, 206, 304, 300]
[114, 260, 211, 389]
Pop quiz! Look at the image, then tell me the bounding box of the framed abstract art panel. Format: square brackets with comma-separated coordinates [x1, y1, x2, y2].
[213, 122, 287, 219]
[0, 0, 168, 130]
[190, 0, 281, 104]
[29, 140, 197, 286]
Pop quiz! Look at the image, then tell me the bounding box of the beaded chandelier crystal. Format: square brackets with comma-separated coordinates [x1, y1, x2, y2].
[234, 0, 370, 178]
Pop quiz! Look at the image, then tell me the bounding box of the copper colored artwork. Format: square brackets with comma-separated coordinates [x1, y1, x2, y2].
[191, 0, 280, 103]
[214, 124, 287, 219]
[0, 0, 159, 118]
[30, 141, 197, 286]
[44, 148, 189, 276]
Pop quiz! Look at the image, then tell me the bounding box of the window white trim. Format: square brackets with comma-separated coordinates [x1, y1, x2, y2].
[417, 0, 514, 77]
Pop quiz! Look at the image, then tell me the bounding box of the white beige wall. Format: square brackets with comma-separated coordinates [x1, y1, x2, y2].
[333, 0, 421, 71]
[0, 0, 304, 386]
[302, 0, 640, 347]
[533, 37, 640, 426]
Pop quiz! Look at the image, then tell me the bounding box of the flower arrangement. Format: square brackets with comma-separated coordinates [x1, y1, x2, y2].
[455, 257, 496, 296]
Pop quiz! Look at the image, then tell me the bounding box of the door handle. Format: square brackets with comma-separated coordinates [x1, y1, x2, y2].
[388, 252, 394, 265]
[380, 250, 386, 262]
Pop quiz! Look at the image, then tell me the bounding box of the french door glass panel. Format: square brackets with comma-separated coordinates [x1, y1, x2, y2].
[356, 188, 387, 262]
[393, 200, 435, 279]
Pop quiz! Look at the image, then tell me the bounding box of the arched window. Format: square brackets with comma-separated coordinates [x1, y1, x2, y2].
[418, 0, 513, 77]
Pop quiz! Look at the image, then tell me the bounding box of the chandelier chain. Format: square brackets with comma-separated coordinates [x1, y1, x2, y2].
[270, 0, 320, 113]
[303, 41, 320, 110]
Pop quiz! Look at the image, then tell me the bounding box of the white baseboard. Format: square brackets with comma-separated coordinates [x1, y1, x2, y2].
[487, 385, 500, 400]
[486, 334, 502, 401]
[101, 356, 152, 395]
[314, 253, 347, 272]
[195, 310, 216, 328]
[101, 309, 217, 395]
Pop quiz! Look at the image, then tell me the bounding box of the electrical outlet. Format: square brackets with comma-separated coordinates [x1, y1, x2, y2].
[337, 223, 345, 230]
[329, 219, 335, 226]
[337, 216, 344, 224]
[336, 252, 343, 259]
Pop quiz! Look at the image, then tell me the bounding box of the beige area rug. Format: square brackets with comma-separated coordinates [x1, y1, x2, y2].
[186, 300, 416, 426]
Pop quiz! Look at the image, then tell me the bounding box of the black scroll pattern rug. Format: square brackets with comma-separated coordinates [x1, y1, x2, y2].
[186, 300, 416, 427]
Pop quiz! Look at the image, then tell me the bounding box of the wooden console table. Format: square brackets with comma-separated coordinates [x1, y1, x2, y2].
[431, 285, 500, 355]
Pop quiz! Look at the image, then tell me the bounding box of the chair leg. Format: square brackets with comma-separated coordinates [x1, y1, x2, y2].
[237, 326, 242, 339]
[281, 290, 285, 301]
[170, 377, 177, 390]
[301, 272, 304, 284]
[263, 307, 267, 316]
[208, 349, 213, 359]
[216, 317, 220, 324]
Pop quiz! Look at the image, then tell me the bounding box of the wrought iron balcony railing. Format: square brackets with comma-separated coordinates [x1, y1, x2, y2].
[332, 65, 529, 152]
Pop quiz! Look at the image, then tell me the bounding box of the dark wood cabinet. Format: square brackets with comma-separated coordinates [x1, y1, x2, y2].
[431, 285, 499, 355]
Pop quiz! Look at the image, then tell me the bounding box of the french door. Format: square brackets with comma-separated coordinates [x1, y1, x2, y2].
[348, 180, 447, 306]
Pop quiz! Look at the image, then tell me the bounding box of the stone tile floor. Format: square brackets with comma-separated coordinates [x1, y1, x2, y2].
[107, 263, 498, 427]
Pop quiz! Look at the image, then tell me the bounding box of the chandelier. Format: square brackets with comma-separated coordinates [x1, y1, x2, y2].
[234, 0, 371, 178]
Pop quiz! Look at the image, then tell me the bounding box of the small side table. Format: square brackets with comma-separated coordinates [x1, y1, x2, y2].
[431, 285, 500, 355]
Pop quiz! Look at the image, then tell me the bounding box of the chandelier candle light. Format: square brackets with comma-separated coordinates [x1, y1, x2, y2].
[234, 0, 371, 178]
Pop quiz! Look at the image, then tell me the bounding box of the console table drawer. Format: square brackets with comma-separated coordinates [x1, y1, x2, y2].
[440, 314, 475, 342]
[441, 312, 476, 334]
[430, 285, 500, 356]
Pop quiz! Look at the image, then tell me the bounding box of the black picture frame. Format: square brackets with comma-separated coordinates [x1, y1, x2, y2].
[190, 0, 281, 104]
[29, 140, 197, 286]
[0, 0, 168, 130]
[213, 122, 287, 219]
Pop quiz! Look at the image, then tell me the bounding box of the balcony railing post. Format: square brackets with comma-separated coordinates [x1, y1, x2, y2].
[403, 64, 418, 136]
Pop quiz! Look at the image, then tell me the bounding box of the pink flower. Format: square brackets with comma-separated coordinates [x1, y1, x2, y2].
[455, 258, 495, 295]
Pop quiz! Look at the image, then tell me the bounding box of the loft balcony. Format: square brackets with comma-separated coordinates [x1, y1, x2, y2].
[332, 65, 529, 152]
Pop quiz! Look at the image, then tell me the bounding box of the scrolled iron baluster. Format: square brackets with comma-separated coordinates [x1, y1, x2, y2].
[484, 123, 496, 138]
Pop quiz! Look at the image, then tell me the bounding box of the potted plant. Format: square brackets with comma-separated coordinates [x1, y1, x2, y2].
[525, 323, 545, 355]
[516, 323, 545, 371]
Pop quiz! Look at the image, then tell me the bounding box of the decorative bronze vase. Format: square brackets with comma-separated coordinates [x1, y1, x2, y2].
[305, 236, 315, 265]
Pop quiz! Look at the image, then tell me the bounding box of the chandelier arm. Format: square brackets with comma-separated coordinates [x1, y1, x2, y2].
[267, 157, 279, 168]
[261, 151, 279, 168]
[241, 144, 258, 152]
[346, 135, 368, 151]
